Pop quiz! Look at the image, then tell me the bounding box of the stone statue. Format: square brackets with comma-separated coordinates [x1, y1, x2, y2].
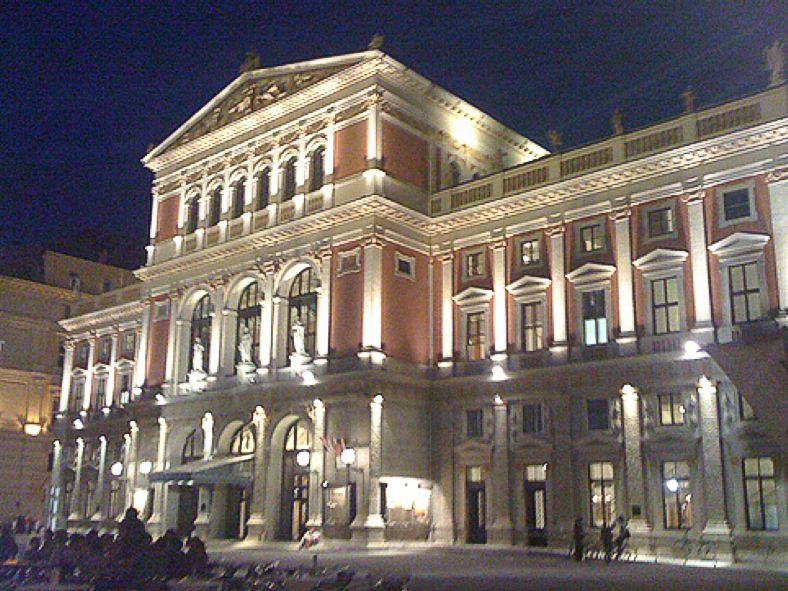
[192, 337, 205, 373]
[238, 326, 254, 364]
[764, 40, 785, 87]
[547, 130, 563, 152]
[611, 110, 624, 135]
[240, 50, 261, 74]
[368, 33, 385, 50]
[291, 319, 306, 356]
[681, 86, 696, 113]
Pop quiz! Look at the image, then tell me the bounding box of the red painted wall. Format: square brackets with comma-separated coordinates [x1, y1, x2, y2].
[145, 297, 169, 387]
[333, 121, 367, 181]
[156, 195, 180, 241]
[381, 120, 429, 190]
[330, 244, 364, 357]
[381, 244, 429, 363]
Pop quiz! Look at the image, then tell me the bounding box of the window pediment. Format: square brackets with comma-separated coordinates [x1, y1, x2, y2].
[71, 368, 87, 378]
[506, 275, 551, 299]
[453, 286, 493, 308]
[708, 232, 770, 262]
[116, 359, 135, 369]
[632, 248, 689, 272]
[93, 363, 110, 373]
[566, 263, 616, 285]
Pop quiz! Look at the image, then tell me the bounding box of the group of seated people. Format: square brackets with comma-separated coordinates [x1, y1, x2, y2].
[0, 508, 210, 586]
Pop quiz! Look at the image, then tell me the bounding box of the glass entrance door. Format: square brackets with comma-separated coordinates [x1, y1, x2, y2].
[525, 464, 548, 546]
[279, 455, 309, 540]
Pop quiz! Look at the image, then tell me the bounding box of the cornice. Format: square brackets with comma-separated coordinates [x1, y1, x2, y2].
[60, 300, 145, 334]
[0, 275, 75, 301]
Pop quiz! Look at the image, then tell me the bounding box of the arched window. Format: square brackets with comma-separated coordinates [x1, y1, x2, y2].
[287, 268, 317, 360]
[190, 295, 212, 371]
[231, 179, 245, 219]
[309, 147, 325, 192]
[285, 419, 311, 451]
[236, 282, 261, 366]
[182, 429, 203, 464]
[186, 196, 200, 233]
[231, 423, 256, 455]
[282, 157, 297, 200]
[256, 169, 270, 210]
[208, 187, 222, 226]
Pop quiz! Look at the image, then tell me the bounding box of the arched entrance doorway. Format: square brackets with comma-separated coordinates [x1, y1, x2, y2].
[223, 422, 255, 539]
[278, 419, 311, 540]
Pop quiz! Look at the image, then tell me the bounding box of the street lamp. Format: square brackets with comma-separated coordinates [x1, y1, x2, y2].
[110, 462, 124, 477]
[296, 449, 311, 468]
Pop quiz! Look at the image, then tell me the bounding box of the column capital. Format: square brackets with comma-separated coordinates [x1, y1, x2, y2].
[362, 233, 385, 249]
[609, 206, 631, 223]
[545, 223, 565, 237]
[487, 237, 507, 251]
[251, 405, 268, 427]
[439, 251, 454, 264]
[766, 165, 788, 184]
[681, 188, 706, 205]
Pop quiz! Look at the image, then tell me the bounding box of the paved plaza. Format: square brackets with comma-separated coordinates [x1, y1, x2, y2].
[207, 543, 787, 591]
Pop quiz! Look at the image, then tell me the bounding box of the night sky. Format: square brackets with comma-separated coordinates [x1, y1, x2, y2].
[2, 1, 785, 268]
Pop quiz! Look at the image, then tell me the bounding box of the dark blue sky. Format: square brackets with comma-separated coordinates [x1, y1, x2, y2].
[1, 1, 785, 267]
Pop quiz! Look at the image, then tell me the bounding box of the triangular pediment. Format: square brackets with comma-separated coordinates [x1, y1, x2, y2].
[566, 263, 616, 285]
[632, 248, 689, 272]
[708, 232, 770, 260]
[506, 274, 551, 297]
[453, 286, 494, 307]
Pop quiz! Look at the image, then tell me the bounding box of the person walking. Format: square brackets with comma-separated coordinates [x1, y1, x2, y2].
[572, 517, 585, 561]
[600, 522, 614, 563]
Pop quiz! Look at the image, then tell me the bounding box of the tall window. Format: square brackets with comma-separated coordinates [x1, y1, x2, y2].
[580, 224, 603, 252]
[231, 423, 256, 455]
[659, 394, 685, 426]
[465, 252, 484, 278]
[722, 188, 751, 221]
[286, 419, 311, 452]
[522, 403, 543, 434]
[652, 277, 680, 334]
[231, 179, 245, 219]
[282, 157, 297, 199]
[287, 268, 317, 359]
[69, 380, 84, 414]
[466, 311, 486, 360]
[466, 409, 483, 438]
[118, 371, 131, 405]
[729, 262, 762, 323]
[190, 295, 212, 370]
[589, 462, 615, 527]
[662, 461, 692, 529]
[743, 457, 778, 530]
[520, 238, 540, 266]
[587, 398, 610, 431]
[94, 375, 107, 409]
[236, 282, 261, 366]
[208, 187, 222, 226]
[309, 147, 325, 191]
[182, 429, 203, 464]
[648, 207, 674, 238]
[521, 302, 543, 352]
[582, 290, 608, 346]
[256, 169, 270, 210]
[187, 196, 200, 233]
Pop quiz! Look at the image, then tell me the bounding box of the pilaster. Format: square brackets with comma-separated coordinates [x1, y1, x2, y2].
[91, 435, 108, 521]
[440, 252, 454, 362]
[611, 208, 637, 353]
[490, 238, 508, 356]
[360, 234, 384, 358]
[488, 397, 513, 544]
[620, 385, 651, 537]
[68, 438, 85, 521]
[316, 248, 332, 360]
[134, 301, 151, 389]
[59, 342, 75, 413]
[306, 399, 326, 529]
[766, 170, 788, 323]
[547, 225, 568, 357]
[682, 189, 714, 341]
[83, 337, 97, 410]
[246, 406, 269, 540]
[105, 333, 119, 407]
[147, 418, 168, 536]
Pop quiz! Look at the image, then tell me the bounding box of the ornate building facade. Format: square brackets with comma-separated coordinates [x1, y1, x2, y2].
[50, 49, 787, 562]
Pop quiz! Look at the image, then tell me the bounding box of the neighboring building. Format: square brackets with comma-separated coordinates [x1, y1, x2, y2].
[50, 48, 787, 563]
[0, 248, 136, 523]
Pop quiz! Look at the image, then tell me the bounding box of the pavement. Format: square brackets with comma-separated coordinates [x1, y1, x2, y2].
[206, 541, 788, 591]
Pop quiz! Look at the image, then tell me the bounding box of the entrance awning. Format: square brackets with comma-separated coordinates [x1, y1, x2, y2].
[149, 453, 254, 486]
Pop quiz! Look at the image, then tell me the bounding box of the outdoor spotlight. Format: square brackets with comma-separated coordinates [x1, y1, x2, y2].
[110, 462, 124, 477]
[73, 418, 84, 430]
[340, 447, 356, 467]
[303, 370, 317, 386]
[101, 406, 111, 415]
[138, 460, 153, 475]
[666, 478, 680, 493]
[683, 340, 701, 355]
[155, 393, 165, 404]
[296, 449, 311, 467]
[491, 365, 506, 381]
[23, 422, 42, 437]
[373, 394, 384, 404]
[79, 410, 87, 417]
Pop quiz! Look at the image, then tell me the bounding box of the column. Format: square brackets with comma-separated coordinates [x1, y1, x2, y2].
[683, 191, 714, 340]
[365, 395, 385, 543]
[105, 333, 119, 407]
[83, 337, 97, 410]
[306, 399, 325, 528]
[220, 306, 238, 373]
[68, 437, 85, 521]
[270, 295, 285, 368]
[147, 418, 168, 535]
[430, 400, 454, 543]
[164, 294, 180, 387]
[59, 342, 75, 413]
[258, 271, 275, 369]
[612, 209, 637, 353]
[125, 421, 139, 512]
[323, 114, 335, 208]
[365, 91, 384, 194]
[49, 440, 66, 530]
[697, 376, 732, 538]
[246, 406, 269, 540]
[488, 397, 513, 543]
[360, 235, 384, 358]
[316, 249, 332, 361]
[209, 283, 225, 375]
[550, 396, 575, 545]
[194, 412, 214, 537]
[92, 436, 108, 520]
[134, 302, 151, 390]
[620, 385, 650, 535]
[767, 174, 788, 323]
[547, 226, 568, 354]
[490, 238, 508, 357]
[440, 253, 454, 362]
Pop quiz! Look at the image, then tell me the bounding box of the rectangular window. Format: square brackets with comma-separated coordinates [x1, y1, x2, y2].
[729, 262, 762, 323]
[99, 338, 112, 363]
[153, 300, 170, 322]
[466, 311, 487, 360]
[521, 302, 544, 352]
[467, 465, 483, 483]
[119, 372, 131, 405]
[739, 394, 756, 420]
[743, 457, 778, 531]
[588, 462, 615, 527]
[648, 207, 674, 238]
[465, 252, 485, 277]
[94, 376, 107, 409]
[582, 290, 608, 346]
[662, 461, 692, 529]
[337, 250, 360, 276]
[394, 252, 416, 280]
[69, 381, 84, 413]
[522, 403, 543, 434]
[659, 394, 685, 426]
[78, 343, 89, 365]
[651, 277, 681, 334]
[466, 409, 484, 438]
[587, 398, 610, 431]
[580, 224, 603, 253]
[122, 332, 136, 355]
[520, 238, 540, 266]
[723, 188, 751, 221]
[526, 464, 547, 482]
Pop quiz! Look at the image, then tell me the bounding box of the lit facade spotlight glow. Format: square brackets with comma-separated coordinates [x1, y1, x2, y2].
[72, 418, 84, 430]
[296, 449, 311, 467]
[313, 398, 323, 409]
[684, 340, 701, 355]
[665, 478, 679, 493]
[79, 410, 87, 417]
[101, 406, 111, 415]
[373, 394, 384, 404]
[303, 370, 317, 386]
[340, 447, 357, 466]
[491, 365, 507, 381]
[493, 394, 504, 405]
[138, 460, 153, 475]
[23, 422, 42, 437]
[155, 393, 166, 404]
[110, 462, 124, 477]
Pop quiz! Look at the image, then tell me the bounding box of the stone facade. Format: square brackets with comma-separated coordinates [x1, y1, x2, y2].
[50, 50, 787, 562]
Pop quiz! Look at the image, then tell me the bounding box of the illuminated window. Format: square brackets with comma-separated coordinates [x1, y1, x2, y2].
[231, 423, 256, 455]
[522, 403, 543, 434]
[582, 290, 608, 345]
[729, 262, 762, 324]
[256, 169, 270, 210]
[519, 238, 540, 266]
[182, 429, 203, 464]
[464, 251, 485, 278]
[285, 419, 311, 451]
[122, 332, 136, 356]
[588, 462, 615, 527]
[467, 465, 483, 483]
[662, 461, 692, 529]
[659, 394, 685, 426]
[743, 457, 778, 531]
[466, 311, 486, 360]
[587, 398, 609, 431]
[651, 277, 681, 334]
[309, 147, 325, 191]
[231, 178, 245, 219]
[282, 157, 297, 199]
[190, 295, 212, 370]
[287, 268, 317, 359]
[236, 282, 261, 367]
[580, 224, 604, 253]
[521, 302, 543, 352]
[466, 409, 483, 438]
[647, 207, 674, 238]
